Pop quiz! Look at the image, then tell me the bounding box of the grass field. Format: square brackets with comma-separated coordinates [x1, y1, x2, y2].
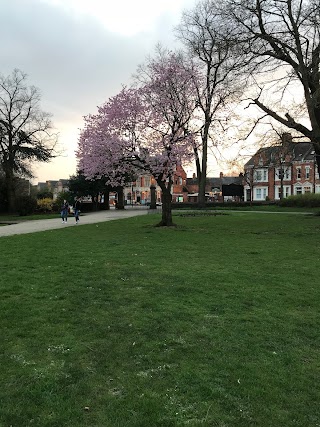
[0, 213, 58, 222]
[0, 212, 319, 426]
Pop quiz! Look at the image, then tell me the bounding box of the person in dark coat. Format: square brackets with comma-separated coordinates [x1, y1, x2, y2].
[73, 197, 81, 224]
[61, 199, 69, 223]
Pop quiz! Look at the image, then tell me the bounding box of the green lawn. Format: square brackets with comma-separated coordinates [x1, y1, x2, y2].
[0, 212, 319, 426]
[176, 204, 320, 213]
[0, 212, 59, 221]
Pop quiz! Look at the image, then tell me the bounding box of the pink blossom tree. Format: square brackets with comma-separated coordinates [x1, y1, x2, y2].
[77, 50, 198, 226]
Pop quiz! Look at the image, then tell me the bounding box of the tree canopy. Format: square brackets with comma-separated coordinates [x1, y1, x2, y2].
[77, 49, 198, 226]
[217, 0, 320, 166]
[0, 69, 57, 211]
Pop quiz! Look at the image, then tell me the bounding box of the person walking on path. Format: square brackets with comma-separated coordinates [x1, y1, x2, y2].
[61, 199, 69, 223]
[73, 197, 81, 224]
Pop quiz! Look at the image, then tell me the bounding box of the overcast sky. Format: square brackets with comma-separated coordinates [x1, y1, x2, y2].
[0, 0, 197, 183]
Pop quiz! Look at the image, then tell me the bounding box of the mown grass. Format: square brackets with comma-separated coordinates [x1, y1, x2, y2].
[0, 213, 59, 221]
[0, 212, 320, 426]
[176, 204, 320, 213]
[0, 203, 318, 223]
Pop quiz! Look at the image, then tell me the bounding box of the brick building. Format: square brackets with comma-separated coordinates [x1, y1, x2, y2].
[186, 172, 243, 202]
[243, 134, 320, 202]
[123, 165, 188, 205]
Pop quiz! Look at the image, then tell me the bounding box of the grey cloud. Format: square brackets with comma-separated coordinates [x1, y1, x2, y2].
[0, 0, 171, 119]
[0, 0, 196, 181]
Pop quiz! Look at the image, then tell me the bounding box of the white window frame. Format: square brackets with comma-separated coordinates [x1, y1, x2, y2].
[296, 166, 301, 179]
[304, 185, 312, 194]
[275, 185, 291, 199]
[144, 177, 150, 188]
[254, 168, 268, 182]
[275, 166, 291, 180]
[256, 188, 262, 199]
[305, 166, 310, 180]
[254, 186, 268, 201]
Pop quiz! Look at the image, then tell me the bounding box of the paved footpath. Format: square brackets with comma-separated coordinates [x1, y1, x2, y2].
[0, 209, 150, 238]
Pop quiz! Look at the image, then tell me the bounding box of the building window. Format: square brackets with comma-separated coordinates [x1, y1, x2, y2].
[276, 167, 291, 180]
[284, 167, 291, 180]
[144, 177, 150, 187]
[254, 169, 268, 182]
[304, 186, 312, 193]
[277, 187, 282, 199]
[296, 167, 301, 179]
[255, 187, 267, 200]
[262, 188, 267, 199]
[276, 186, 291, 199]
[256, 188, 261, 199]
[284, 186, 290, 198]
[305, 166, 310, 179]
[295, 186, 302, 195]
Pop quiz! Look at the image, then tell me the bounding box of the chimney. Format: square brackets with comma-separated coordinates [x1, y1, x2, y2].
[220, 172, 224, 178]
[192, 173, 196, 179]
[281, 133, 293, 145]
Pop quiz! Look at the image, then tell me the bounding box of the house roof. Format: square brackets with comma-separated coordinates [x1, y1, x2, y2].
[245, 141, 314, 167]
[292, 142, 314, 161]
[186, 175, 242, 188]
[58, 179, 70, 185]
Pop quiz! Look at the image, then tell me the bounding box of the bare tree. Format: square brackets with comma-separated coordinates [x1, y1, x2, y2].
[176, 0, 245, 207]
[0, 69, 57, 211]
[218, 0, 320, 170]
[243, 166, 254, 203]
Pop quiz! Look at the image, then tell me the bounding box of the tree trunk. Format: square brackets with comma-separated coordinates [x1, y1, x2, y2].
[314, 145, 320, 174]
[4, 167, 15, 213]
[157, 187, 174, 227]
[100, 189, 110, 210]
[116, 186, 125, 209]
[280, 177, 284, 201]
[198, 169, 207, 208]
[198, 121, 210, 208]
[150, 185, 156, 209]
[93, 194, 99, 211]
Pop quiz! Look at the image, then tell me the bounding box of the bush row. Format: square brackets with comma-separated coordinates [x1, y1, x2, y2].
[14, 196, 108, 216]
[15, 196, 61, 215]
[171, 201, 275, 209]
[277, 193, 320, 207]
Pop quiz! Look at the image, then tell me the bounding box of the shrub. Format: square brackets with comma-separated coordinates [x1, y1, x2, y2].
[15, 195, 37, 216]
[36, 186, 53, 199]
[55, 191, 73, 208]
[278, 193, 320, 207]
[37, 198, 54, 213]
